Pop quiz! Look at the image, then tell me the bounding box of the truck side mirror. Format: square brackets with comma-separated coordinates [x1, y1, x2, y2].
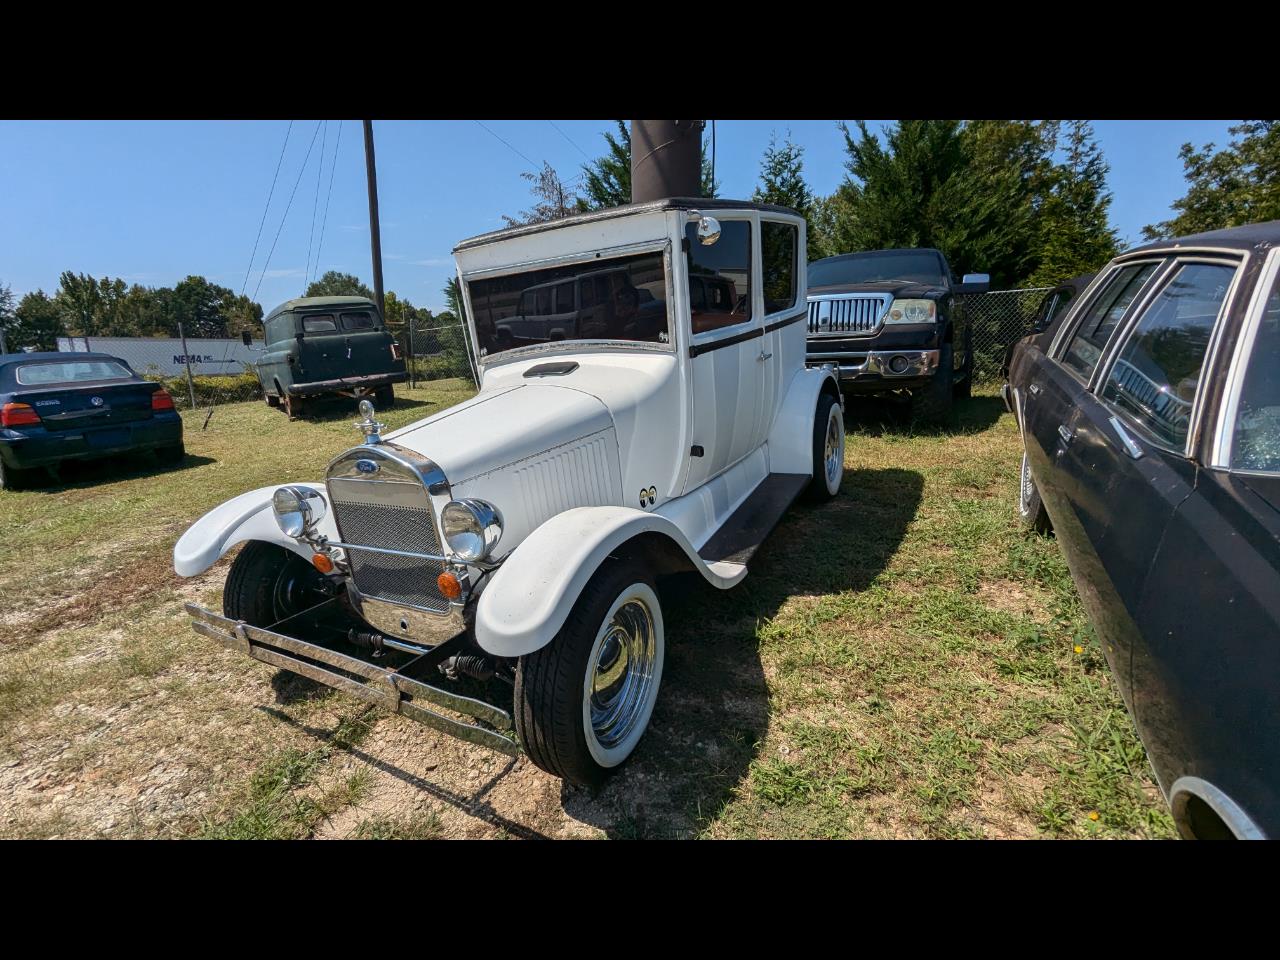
[956, 273, 991, 294]
[241, 331, 252, 346]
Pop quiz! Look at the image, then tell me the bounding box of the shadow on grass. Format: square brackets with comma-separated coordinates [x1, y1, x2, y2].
[24, 451, 217, 494]
[561, 466, 925, 838]
[277, 395, 438, 424]
[843, 393, 1007, 437]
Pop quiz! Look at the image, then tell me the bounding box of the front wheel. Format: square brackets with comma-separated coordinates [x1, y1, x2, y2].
[805, 391, 844, 502]
[1017, 451, 1052, 535]
[515, 560, 665, 787]
[223, 540, 329, 627]
[910, 342, 955, 424]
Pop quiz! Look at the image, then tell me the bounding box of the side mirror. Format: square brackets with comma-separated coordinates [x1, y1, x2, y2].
[687, 210, 721, 246]
[956, 273, 991, 294]
[240, 331, 252, 347]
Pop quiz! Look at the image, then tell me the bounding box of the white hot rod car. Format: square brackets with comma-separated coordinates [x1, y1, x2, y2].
[174, 198, 845, 786]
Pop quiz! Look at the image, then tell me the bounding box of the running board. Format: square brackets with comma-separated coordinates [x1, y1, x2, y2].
[184, 603, 520, 757]
[697, 473, 810, 566]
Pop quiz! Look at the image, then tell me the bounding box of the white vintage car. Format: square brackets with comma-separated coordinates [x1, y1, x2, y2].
[174, 198, 845, 786]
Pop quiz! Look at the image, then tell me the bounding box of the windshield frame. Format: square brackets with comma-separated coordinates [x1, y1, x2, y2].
[808, 250, 949, 288]
[462, 239, 675, 366]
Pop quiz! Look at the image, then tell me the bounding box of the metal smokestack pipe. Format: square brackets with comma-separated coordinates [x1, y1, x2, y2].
[631, 120, 704, 204]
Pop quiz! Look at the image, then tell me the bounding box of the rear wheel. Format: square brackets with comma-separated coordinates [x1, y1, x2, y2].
[805, 391, 844, 502]
[283, 393, 305, 421]
[375, 384, 395, 409]
[515, 559, 664, 787]
[266, 393, 280, 408]
[0, 459, 40, 491]
[1017, 451, 1052, 535]
[910, 342, 955, 424]
[223, 540, 328, 627]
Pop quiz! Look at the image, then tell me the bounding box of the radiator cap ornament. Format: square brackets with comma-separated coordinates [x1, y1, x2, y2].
[355, 398, 385, 445]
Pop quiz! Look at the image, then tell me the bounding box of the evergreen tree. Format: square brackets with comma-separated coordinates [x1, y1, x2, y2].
[1144, 120, 1280, 239]
[9, 290, 67, 351]
[1029, 120, 1119, 285]
[752, 132, 823, 258]
[579, 121, 719, 211]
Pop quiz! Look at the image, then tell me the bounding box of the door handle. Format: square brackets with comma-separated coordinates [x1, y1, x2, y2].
[1108, 416, 1144, 459]
[1028, 383, 1042, 395]
[1057, 424, 1075, 445]
[758, 351, 773, 362]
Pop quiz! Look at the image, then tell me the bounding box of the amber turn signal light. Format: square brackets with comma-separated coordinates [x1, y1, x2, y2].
[437, 571, 462, 600]
[311, 552, 335, 574]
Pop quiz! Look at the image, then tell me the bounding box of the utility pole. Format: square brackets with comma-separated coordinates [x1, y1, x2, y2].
[363, 119, 386, 321]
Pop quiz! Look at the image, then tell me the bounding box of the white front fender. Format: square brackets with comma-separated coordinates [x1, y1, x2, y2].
[474, 506, 746, 658]
[173, 483, 336, 577]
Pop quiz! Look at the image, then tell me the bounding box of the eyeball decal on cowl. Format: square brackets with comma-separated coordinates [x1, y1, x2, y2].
[638, 486, 657, 508]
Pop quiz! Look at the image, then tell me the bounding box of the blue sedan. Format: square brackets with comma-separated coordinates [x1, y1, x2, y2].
[0, 351, 184, 490]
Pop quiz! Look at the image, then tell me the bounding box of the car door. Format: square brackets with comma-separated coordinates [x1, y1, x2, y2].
[682, 216, 764, 493]
[1131, 253, 1280, 836]
[1058, 258, 1238, 712]
[757, 218, 803, 445]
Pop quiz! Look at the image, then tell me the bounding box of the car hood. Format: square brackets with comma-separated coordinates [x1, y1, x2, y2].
[379, 383, 615, 485]
[808, 280, 946, 299]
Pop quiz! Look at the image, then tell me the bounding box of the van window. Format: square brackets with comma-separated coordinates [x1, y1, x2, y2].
[302, 315, 338, 333]
[340, 311, 376, 332]
[687, 219, 752, 334]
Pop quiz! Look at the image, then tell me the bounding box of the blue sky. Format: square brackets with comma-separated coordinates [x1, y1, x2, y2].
[0, 119, 1239, 314]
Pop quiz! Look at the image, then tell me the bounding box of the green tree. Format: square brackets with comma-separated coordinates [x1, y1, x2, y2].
[0, 281, 14, 352]
[165, 275, 240, 338]
[504, 162, 582, 226]
[1029, 120, 1119, 286]
[304, 270, 374, 300]
[9, 290, 67, 351]
[578, 121, 719, 211]
[1144, 120, 1280, 240]
[752, 131, 823, 258]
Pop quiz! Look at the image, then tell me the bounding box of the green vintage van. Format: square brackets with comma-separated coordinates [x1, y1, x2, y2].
[254, 296, 407, 419]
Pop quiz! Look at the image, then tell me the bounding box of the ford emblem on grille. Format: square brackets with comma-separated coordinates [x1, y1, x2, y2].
[355, 459, 379, 474]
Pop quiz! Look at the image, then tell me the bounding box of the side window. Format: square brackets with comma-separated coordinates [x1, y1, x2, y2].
[687, 219, 751, 335]
[340, 311, 375, 332]
[579, 278, 595, 308]
[761, 220, 797, 314]
[1100, 261, 1235, 449]
[1049, 290, 1075, 323]
[556, 283, 575, 314]
[1061, 262, 1162, 379]
[302, 314, 337, 333]
[1230, 274, 1280, 472]
[535, 287, 552, 316]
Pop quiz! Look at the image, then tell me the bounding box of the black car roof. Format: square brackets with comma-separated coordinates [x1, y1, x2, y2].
[454, 198, 802, 252]
[0, 350, 129, 367]
[811, 248, 944, 264]
[1124, 219, 1280, 256]
[265, 296, 379, 322]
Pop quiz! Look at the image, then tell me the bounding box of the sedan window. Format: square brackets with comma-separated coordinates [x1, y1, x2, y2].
[16, 360, 131, 385]
[1100, 262, 1235, 449]
[1061, 262, 1162, 380]
[1230, 275, 1280, 473]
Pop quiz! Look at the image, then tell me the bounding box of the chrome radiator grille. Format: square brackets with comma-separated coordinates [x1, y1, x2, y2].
[807, 294, 891, 336]
[330, 499, 448, 612]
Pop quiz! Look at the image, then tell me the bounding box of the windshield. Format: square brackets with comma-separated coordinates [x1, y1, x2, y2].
[15, 360, 132, 385]
[469, 250, 669, 357]
[808, 251, 947, 288]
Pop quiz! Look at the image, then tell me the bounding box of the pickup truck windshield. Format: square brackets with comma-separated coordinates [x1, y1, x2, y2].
[470, 250, 670, 357]
[809, 251, 947, 287]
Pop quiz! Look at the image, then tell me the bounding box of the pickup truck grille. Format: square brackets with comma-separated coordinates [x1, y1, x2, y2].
[807, 294, 892, 337]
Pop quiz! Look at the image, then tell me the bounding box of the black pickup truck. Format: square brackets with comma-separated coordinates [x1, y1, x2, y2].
[804, 248, 989, 421]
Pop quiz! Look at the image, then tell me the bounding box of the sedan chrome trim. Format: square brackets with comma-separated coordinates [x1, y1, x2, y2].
[1169, 776, 1266, 840]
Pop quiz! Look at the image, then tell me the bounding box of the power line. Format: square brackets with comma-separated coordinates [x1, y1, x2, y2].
[548, 119, 591, 160]
[241, 120, 293, 297]
[253, 120, 324, 303]
[474, 119, 538, 170]
[313, 120, 344, 289]
[304, 120, 328, 292]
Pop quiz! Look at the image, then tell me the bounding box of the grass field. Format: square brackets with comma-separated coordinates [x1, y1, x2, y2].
[0, 381, 1175, 839]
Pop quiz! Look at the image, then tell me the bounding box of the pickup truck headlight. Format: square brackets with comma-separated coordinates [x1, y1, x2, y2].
[885, 299, 937, 324]
[441, 499, 503, 562]
[272, 485, 327, 538]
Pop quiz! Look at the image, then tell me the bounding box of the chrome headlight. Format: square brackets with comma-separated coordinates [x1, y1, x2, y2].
[272, 485, 327, 539]
[885, 298, 937, 324]
[441, 499, 503, 562]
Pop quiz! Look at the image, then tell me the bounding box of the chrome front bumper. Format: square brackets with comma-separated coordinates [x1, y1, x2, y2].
[184, 603, 519, 756]
[808, 349, 941, 382]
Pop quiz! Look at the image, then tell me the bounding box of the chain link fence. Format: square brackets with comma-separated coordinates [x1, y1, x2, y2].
[397, 315, 479, 389]
[959, 286, 1053, 385]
